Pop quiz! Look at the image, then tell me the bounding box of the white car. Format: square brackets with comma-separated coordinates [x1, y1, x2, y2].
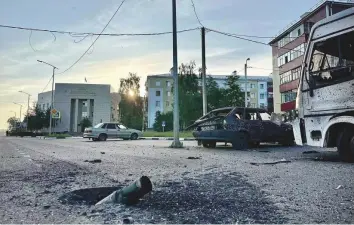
[83, 122, 142, 141]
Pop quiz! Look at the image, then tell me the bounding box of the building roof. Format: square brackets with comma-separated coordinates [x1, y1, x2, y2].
[269, 0, 354, 44]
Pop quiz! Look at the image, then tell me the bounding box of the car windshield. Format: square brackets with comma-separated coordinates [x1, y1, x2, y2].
[94, 123, 104, 128]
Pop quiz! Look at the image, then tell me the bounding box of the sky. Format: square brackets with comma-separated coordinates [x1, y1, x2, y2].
[0, 0, 321, 129]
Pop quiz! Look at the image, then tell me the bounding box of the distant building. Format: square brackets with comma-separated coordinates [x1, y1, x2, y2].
[37, 83, 120, 133]
[145, 74, 272, 128]
[269, 0, 354, 113]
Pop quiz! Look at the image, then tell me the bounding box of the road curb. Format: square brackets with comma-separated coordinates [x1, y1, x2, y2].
[140, 137, 195, 141]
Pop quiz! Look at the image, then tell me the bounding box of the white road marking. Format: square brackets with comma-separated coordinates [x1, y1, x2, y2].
[20, 152, 25, 155]
[24, 155, 31, 158]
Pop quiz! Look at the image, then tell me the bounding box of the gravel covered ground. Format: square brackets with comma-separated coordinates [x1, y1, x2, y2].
[0, 136, 353, 223]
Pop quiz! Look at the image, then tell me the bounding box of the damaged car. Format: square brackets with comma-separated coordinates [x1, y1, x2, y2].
[186, 107, 294, 149]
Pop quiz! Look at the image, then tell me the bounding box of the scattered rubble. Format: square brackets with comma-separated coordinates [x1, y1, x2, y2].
[336, 185, 343, 190]
[84, 159, 102, 164]
[250, 158, 291, 166]
[187, 156, 201, 160]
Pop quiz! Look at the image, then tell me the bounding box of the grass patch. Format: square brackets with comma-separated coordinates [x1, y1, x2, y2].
[142, 131, 193, 138]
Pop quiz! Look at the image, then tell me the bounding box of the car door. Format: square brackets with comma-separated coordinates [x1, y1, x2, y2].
[259, 114, 282, 141]
[245, 112, 263, 141]
[117, 124, 130, 139]
[105, 123, 118, 138]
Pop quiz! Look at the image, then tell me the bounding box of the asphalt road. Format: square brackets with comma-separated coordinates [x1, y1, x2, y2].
[0, 136, 353, 223]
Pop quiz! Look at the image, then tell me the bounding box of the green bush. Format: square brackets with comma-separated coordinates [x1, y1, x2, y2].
[153, 111, 173, 132]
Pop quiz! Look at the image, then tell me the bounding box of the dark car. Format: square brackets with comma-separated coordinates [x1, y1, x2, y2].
[186, 107, 294, 149]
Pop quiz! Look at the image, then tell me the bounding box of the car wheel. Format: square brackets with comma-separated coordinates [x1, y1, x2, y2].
[232, 132, 249, 150]
[336, 128, 354, 162]
[202, 141, 216, 148]
[130, 133, 138, 140]
[98, 134, 107, 141]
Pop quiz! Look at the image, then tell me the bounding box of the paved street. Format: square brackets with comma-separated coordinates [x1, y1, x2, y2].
[0, 136, 353, 223]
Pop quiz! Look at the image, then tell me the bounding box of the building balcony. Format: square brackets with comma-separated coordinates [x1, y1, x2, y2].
[280, 79, 299, 93]
[281, 101, 296, 112]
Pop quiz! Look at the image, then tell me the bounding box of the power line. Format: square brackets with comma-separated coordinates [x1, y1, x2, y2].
[41, 77, 53, 93]
[190, 0, 203, 27]
[56, 0, 127, 75]
[206, 28, 304, 54]
[0, 24, 199, 37]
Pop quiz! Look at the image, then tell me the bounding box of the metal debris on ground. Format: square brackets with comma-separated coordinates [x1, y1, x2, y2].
[122, 217, 134, 224]
[250, 158, 291, 166]
[187, 156, 201, 160]
[84, 159, 102, 163]
[336, 185, 343, 190]
[302, 151, 319, 154]
[95, 176, 152, 206]
[100, 152, 105, 154]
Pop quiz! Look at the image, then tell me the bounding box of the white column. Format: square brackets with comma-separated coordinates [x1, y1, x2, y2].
[74, 99, 79, 132]
[87, 99, 91, 120]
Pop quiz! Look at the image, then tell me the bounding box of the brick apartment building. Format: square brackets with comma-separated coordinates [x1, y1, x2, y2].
[269, 0, 354, 113]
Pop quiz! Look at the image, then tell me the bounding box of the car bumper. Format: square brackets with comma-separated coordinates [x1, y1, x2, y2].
[83, 133, 97, 138]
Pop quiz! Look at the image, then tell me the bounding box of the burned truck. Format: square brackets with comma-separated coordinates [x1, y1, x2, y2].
[290, 7, 354, 162]
[186, 107, 294, 149]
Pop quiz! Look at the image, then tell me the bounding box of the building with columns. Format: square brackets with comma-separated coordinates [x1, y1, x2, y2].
[37, 83, 120, 133]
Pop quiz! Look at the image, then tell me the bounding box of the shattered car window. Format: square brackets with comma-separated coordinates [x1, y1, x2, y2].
[259, 112, 271, 121]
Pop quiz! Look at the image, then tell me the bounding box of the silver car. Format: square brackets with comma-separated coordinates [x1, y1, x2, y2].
[83, 122, 142, 141]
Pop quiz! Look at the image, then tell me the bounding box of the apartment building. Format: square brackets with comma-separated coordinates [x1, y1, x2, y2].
[269, 0, 354, 113]
[145, 74, 272, 128]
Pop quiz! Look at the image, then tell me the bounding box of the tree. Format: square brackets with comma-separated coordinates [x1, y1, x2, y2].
[119, 73, 143, 130]
[222, 75, 244, 107]
[7, 117, 19, 129]
[153, 111, 173, 132]
[80, 117, 92, 132]
[174, 61, 202, 128]
[24, 104, 47, 131]
[206, 76, 224, 110]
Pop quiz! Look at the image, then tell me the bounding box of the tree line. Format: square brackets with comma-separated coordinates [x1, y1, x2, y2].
[119, 61, 244, 132]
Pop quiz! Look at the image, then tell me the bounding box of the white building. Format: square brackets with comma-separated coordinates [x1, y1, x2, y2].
[37, 83, 120, 133]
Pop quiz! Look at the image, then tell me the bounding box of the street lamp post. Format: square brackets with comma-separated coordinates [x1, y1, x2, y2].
[244, 58, 250, 117]
[13, 102, 23, 122]
[19, 91, 31, 131]
[37, 60, 58, 135]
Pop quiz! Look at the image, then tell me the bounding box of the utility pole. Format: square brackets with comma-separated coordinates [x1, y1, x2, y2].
[37, 60, 58, 135]
[244, 58, 250, 117]
[170, 0, 183, 148]
[19, 91, 31, 131]
[201, 27, 207, 115]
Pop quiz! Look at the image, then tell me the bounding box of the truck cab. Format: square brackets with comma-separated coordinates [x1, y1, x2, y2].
[293, 7, 354, 161]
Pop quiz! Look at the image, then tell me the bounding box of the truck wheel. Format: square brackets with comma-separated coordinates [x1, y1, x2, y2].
[98, 134, 107, 141]
[336, 128, 354, 162]
[232, 132, 248, 150]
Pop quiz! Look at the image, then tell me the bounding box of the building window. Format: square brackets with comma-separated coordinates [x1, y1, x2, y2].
[166, 81, 171, 87]
[250, 93, 255, 98]
[82, 112, 88, 118]
[167, 91, 171, 97]
[260, 84, 264, 89]
[156, 81, 161, 86]
[280, 67, 301, 85]
[281, 90, 297, 103]
[156, 90, 161, 96]
[251, 103, 256, 108]
[47, 103, 49, 109]
[250, 84, 255, 89]
[156, 101, 161, 107]
[43, 104, 45, 110]
[277, 43, 306, 66]
[297, 29, 301, 37]
[166, 101, 170, 106]
[260, 103, 265, 108]
[260, 93, 265, 99]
